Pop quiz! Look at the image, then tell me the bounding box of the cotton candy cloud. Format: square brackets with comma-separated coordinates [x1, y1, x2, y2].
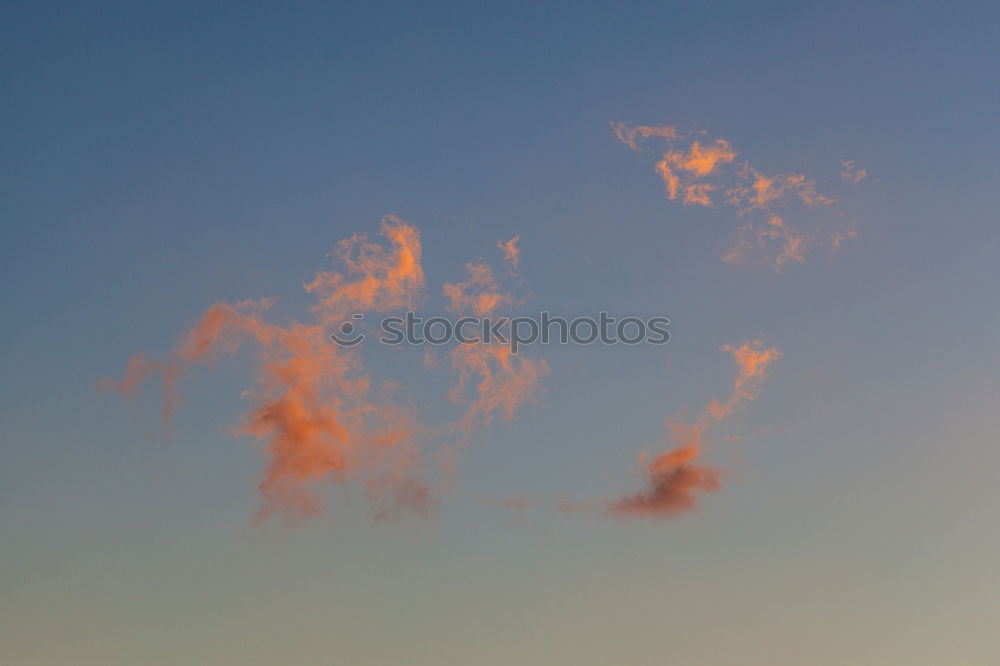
[613, 122, 856, 270]
[101, 216, 430, 523]
[609, 340, 781, 519]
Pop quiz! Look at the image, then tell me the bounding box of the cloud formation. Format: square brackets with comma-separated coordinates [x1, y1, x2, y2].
[723, 215, 807, 270]
[102, 219, 550, 524]
[443, 254, 548, 443]
[655, 138, 738, 204]
[100, 124, 818, 528]
[101, 216, 430, 523]
[304, 215, 424, 320]
[613, 122, 855, 270]
[840, 159, 868, 183]
[497, 235, 521, 274]
[611, 420, 721, 518]
[609, 340, 781, 519]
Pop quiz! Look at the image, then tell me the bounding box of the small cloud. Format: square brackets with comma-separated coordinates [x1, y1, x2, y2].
[497, 235, 520, 274]
[604, 340, 781, 521]
[840, 159, 868, 183]
[613, 121, 855, 269]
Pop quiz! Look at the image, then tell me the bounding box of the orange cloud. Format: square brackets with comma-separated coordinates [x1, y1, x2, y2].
[674, 140, 738, 177]
[100, 217, 430, 523]
[609, 340, 781, 520]
[654, 139, 737, 204]
[723, 215, 807, 272]
[613, 121, 853, 268]
[304, 214, 424, 323]
[683, 183, 716, 207]
[96, 351, 181, 439]
[831, 228, 859, 250]
[444, 255, 547, 441]
[497, 235, 520, 274]
[726, 166, 833, 213]
[611, 422, 720, 518]
[840, 159, 868, 183]
[103, 221, 555, 524]
[707, 340, 783, 421]
[448, 342, 547, 436]
[443, 260, 515, 317]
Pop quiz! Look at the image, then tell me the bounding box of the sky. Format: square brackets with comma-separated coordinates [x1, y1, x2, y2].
[2, 1, 1000, 664]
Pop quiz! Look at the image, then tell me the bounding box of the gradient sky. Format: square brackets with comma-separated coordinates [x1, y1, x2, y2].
[3, 2, 1000, 664]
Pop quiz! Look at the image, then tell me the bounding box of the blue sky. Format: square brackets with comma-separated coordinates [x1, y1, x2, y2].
[2, 2, 999, 664]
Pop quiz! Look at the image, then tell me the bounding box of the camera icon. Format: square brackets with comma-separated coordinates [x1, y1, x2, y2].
[329, 313, 366, 347]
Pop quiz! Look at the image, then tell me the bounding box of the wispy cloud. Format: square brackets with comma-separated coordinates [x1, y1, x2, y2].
[102, 220, 550, 524]
[101, 216, 430, 523]
[443, 260, 516, 317]
[613, 122, 856, 270]
[304, 215, 424, 320]
[497, 235, 521, 274]
[443, 249, 548, 445]
[608, 340, 781, 520]
[654, 138, 737, 204]
[840, 159, 868, 183]
[723, 215, 807, 270]
[610, 122, 680, 150]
